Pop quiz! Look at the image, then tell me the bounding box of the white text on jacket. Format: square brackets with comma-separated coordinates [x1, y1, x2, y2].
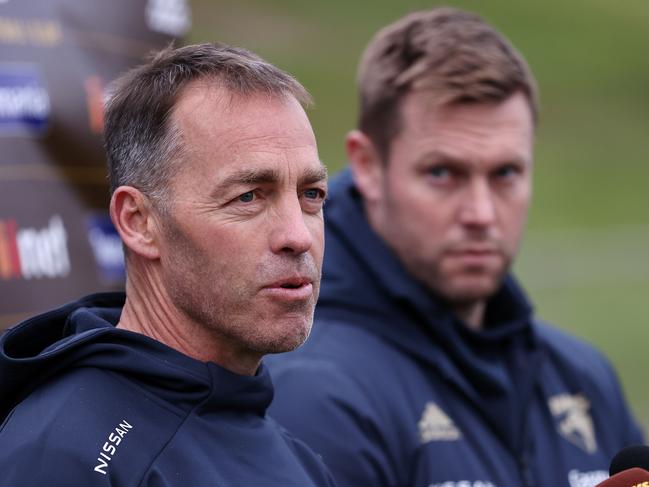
[94, 420, 133, 475]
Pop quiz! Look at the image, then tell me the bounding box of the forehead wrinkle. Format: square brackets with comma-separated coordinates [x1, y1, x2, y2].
[442, 127, 531, 164]
[400, 106, 533, 168]
[217, 119, 317, 153]
[175, 86, 309, 153]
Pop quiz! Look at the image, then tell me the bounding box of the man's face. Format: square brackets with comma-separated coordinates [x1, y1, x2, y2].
[367, 91, 533, 304]
[158, 82, 326, 359]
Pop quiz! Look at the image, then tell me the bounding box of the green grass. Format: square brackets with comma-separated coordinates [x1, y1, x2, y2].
[189, 0, 649, 431]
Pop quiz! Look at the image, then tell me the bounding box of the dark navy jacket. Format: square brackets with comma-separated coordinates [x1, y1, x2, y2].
[268, 169, 643, 487]
[0, 293, 336, 487]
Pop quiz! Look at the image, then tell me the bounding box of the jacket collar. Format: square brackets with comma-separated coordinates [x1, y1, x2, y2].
[1, 292, 274, 419]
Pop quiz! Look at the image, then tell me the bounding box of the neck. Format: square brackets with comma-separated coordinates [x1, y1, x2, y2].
[453, 300, 486, 330]
[117, 263, 261, 376]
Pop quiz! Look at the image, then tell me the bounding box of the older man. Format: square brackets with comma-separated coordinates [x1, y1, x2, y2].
[0, 43, 333, 486]
[268, 8, 643, 487]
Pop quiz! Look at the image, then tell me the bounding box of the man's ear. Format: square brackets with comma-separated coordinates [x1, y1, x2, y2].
[345, 130, 385, 203]
[109, 186, 161, 260]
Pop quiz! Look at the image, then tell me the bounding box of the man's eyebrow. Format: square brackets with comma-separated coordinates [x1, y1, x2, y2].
[417, 151, 529, 167]
[300, 164, 328, 185]
[211, 168, 280, 197]
[210, 164, 327, 197]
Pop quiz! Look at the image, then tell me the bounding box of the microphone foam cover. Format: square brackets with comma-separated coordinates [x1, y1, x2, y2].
[610, 445, 649, 476]
[596, 467, 649, 486]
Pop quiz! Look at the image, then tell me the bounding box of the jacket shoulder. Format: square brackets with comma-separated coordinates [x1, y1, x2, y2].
[535, 319, 644, 442]
[268, 319, 418, 487]
[0, 367, 185, 485]
[270, 419, 338, 487]
[270, 317, 408, 403]
[535, 320, 617, 383]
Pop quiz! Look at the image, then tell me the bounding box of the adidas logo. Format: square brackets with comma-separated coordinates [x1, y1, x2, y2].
[418, 402, 462, 443]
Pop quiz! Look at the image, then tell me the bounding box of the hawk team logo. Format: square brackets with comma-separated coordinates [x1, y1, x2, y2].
[549, 393, 597, 454]
[418, 402, 462, 443]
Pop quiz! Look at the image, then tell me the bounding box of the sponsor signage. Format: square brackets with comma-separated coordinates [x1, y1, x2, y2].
[0, 64, 50, 136]
[146, 0, 191, 37]
[86, 213, 125, 285]
[0, 0, 190, 328]
[0, 215, 69, 280]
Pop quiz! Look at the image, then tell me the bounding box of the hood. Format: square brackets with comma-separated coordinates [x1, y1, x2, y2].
[316, 169, 543, 449]
[0, 292, 274, 422]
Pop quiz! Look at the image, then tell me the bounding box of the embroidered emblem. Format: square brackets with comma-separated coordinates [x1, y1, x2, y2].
[418, 401, 462, 443]
[549, 394, 597, 454]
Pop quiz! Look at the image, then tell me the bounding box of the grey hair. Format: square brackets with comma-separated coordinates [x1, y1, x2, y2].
[104, 42, 312, 209]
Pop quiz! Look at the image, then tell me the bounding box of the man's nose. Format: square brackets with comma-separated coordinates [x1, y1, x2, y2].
[269, 196, 314, 255]
[458, 180, 496, 227]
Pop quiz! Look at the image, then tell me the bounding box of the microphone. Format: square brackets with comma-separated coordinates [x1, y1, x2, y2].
[595, 445, 649, 486]
[610, 445, 649, 476]
[595, 467, 649, 486]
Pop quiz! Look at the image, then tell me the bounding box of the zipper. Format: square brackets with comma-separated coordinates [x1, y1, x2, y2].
[518, 454, 535, 487]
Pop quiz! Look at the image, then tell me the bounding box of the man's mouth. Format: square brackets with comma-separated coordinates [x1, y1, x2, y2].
[263, 276, 314, 301]
[450, 244, 499, 254]
[445, 245, 502, 267]
[274, 277, 311, 289]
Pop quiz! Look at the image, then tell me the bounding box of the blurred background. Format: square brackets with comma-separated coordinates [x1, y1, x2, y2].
[1, 0, 647, 431]
[188, 0, 649, 428]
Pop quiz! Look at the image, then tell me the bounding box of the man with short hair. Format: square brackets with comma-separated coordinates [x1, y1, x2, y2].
[268, 8, 643, 487]
[0, 43, 334, 486]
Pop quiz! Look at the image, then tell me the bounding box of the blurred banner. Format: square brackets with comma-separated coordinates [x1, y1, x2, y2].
[0, 0, 190, 328]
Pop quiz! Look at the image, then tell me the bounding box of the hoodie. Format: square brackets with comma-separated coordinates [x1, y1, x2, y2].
[0, 293, 336, 487]
[267, 169, 643, 487]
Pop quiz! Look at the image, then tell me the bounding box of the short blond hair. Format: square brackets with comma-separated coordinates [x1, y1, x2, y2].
[357, 7, 538, 159]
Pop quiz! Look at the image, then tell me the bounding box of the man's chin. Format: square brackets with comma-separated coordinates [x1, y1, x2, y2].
[260, 337, 308, 355]
[255, 320, 312, 355]
[438, 275, 504, 303]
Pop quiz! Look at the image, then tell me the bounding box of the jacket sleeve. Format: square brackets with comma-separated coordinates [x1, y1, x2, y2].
[539, 321, 646, 449]
[574, 334, 645, 447]
[269, 359, 398, 487]
[600, 353, 646, 446]
[0, 435, 112, 487]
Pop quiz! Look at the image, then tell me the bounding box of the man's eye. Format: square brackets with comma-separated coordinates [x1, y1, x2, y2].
[238, 191, 255, 203]
[304, 188, 324, 200]
[429, 166, 450, 178]
[494, 165, 520, 179]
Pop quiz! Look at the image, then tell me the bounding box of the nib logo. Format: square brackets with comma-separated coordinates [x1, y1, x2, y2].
[0, 215, 70, 280]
